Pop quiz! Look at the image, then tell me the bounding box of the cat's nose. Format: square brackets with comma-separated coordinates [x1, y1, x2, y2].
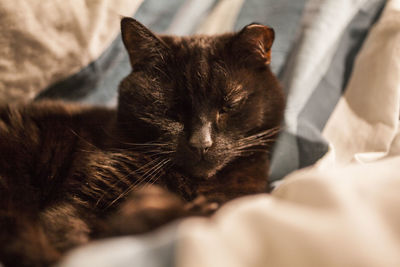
[188, 122, 213, 154]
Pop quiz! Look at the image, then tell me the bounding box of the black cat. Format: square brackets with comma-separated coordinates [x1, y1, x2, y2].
[0, 18, 285, 266]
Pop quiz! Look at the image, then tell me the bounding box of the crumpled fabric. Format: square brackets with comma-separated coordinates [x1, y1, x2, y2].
[176, 1, 400, 266]
[0, 0, 142, 103]
[270, 0, 384, 180]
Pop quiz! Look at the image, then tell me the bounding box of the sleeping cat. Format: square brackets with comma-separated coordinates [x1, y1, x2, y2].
[0, 18, 284, 266]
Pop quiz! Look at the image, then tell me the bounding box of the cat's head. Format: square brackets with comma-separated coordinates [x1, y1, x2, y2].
[117, 18, 284, 179]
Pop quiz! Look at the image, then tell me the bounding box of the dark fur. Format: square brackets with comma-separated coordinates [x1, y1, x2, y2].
[0, 18, 284, 266]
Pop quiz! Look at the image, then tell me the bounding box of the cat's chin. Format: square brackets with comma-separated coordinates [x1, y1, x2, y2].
[191, 168, 218, 180]
[182, 161, 224, 180]
[176, 150, 236, 179]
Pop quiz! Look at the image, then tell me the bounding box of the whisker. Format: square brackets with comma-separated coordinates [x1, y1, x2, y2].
[240, 127, 281, 142]
[231, 127, 281, 157]
[105, 157, 170, 208]
[122, 157, 166, 187]
[116, 158, 170, 201]
[122, 157, 162, 180]
[101, 157, 163, 207]
[146, 159, 171, 188]
[140, 158, 169, 184]
[69, 128, 98, 150]
[234, 139, 276, 150]
[95, 159, 150, 207]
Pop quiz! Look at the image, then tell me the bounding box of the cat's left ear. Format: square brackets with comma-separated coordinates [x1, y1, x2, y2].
[232, 23, 275, 66]
[121, 17, 168, 67]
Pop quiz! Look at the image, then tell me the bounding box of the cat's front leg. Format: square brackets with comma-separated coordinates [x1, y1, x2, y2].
[102, 185, 187, 236]
[101, 185, 220, 237]
[39, 203, 91, 252]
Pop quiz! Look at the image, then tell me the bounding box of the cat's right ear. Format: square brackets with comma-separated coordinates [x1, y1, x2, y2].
[121, 17, 168, 67]
[232, 23, 275, 67]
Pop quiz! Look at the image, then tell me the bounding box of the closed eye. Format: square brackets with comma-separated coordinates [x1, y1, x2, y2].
[221, 103, 237, 113]
[221, 96, 246, 114]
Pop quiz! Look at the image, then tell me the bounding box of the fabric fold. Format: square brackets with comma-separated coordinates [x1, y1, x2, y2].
[0, 0, 143, 103]
[175, 1, 400, 266]
[319, 0, 400, 166]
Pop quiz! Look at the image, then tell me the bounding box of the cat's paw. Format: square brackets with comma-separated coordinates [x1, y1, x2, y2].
[184, 195, 219, 216]
[104, 185, 185, 236]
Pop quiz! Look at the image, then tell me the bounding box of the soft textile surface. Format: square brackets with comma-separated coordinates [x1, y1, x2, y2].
[175, 1, 400, 266]
[0, 0, 142, 103]
[177, 157, 400, 267]
[321, 0, 400, 165]
[59, 225, 178, 267]
[270, 0, 386, 180]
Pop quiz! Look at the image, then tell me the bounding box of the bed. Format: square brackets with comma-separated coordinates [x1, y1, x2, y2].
[1, 0, 399, 266]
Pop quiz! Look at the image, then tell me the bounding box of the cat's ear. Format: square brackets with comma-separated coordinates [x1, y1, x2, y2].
[121, 17, 168, 67]
[232, 23, 275, 66]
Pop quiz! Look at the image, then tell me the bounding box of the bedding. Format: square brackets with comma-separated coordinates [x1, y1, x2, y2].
[0, 0, 142, 104]
[270, 0, 386, 180]
[2, 0, 399, 266]
[176, 1, 400, 266]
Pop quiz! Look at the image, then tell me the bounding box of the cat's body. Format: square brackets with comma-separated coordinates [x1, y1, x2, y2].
[0, 18, 284, 266]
